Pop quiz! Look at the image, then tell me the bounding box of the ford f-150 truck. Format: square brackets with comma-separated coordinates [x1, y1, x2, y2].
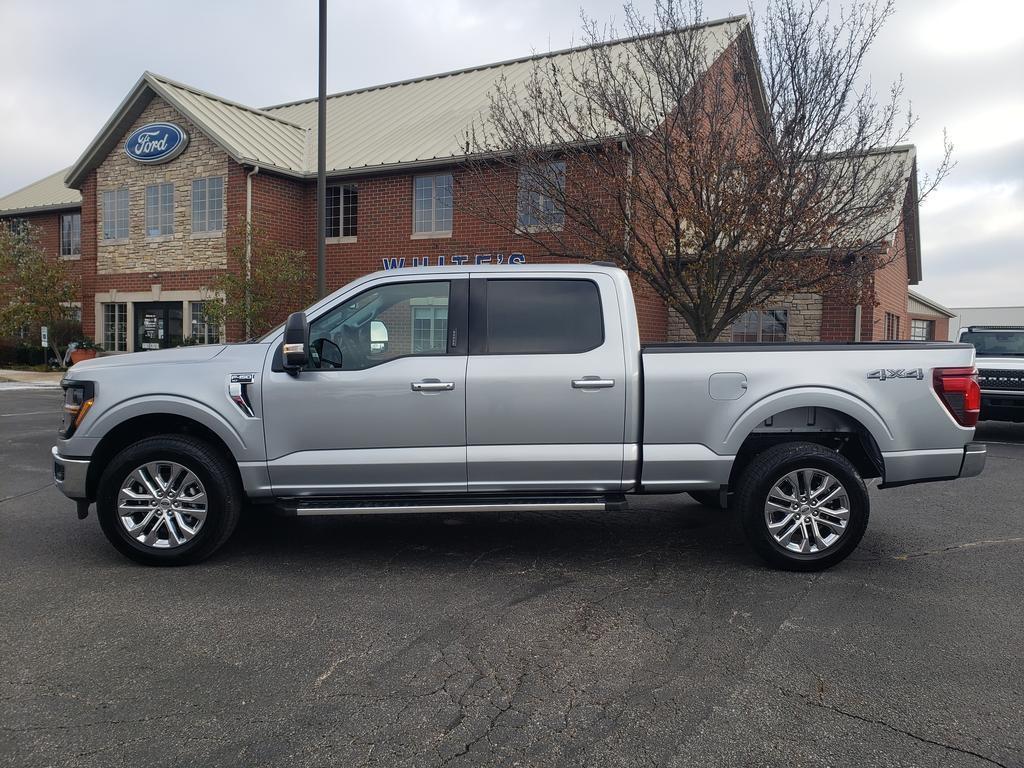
[53, 264, 986, 570]
[958, 326, 1024, 423]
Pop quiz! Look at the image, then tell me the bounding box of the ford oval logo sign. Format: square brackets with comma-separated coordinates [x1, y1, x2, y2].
[124, 122, 189, 164]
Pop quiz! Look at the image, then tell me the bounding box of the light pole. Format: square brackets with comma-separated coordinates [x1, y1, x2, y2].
[316, 0, 327, 298]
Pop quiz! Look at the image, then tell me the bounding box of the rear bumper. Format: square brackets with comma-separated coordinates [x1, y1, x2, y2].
[959, 442, 987, 478]
[879, 442, 986, 488]
[52, 446, 90, 500]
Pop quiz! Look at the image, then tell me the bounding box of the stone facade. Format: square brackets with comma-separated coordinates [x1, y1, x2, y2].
[95, 98, 228, 275]
[666, 293, 824, 342]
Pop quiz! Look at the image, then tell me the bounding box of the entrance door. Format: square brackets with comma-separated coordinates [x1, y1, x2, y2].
[134, 302, 184, 351]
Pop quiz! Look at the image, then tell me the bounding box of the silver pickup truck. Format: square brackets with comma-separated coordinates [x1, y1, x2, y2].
[53, 264, 986, 570]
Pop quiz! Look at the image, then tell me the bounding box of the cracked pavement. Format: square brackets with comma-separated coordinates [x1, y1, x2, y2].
[1, 388, 1022, 767]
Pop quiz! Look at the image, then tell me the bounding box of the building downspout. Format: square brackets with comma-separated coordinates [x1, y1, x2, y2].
[245, 164, 260, 339]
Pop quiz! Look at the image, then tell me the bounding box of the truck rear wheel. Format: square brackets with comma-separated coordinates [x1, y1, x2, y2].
[733, 442, 868, 571]
[96, 435, 242, 566]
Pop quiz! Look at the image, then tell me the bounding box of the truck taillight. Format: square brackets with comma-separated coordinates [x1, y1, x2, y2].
[933, 367, 980, 428]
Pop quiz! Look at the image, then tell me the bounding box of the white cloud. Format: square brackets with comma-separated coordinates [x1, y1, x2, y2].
[914, 0, 1024, 57]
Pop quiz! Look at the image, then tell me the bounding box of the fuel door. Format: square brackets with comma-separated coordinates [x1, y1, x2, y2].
[709, 372, 748, 401]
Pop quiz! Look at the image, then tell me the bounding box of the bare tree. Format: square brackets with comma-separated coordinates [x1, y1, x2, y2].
[201, 222, 315, 340]
[461, 0, 952, 341]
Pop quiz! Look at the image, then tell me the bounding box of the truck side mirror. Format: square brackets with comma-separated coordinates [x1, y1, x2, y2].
[282, 312, 309, 370]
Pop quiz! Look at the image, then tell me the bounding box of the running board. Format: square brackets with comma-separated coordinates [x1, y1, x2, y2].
[283, 495, 627, 517]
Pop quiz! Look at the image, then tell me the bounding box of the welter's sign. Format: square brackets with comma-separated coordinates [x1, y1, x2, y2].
[382, 253, 526, 270]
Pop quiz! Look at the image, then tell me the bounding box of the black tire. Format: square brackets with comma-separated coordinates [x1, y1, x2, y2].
[733, 442, 868, 571]
[687, 490, 727, 509]
[96, 435, 242, 566]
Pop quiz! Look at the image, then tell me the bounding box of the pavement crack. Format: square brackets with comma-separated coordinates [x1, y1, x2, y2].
[0, 484, 52, 504]
[892, 537, 1024, 560]
[784, 689, 1009, 768]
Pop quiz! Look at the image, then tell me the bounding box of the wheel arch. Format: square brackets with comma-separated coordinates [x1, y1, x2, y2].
[725, 391, 890, 488]
[85, 412, 241, 501]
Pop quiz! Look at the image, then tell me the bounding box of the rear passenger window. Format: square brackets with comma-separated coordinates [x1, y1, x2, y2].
[485, 279, 603, 354]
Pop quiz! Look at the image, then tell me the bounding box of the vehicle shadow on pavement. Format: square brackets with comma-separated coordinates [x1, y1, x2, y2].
[217, 497, 757, 570]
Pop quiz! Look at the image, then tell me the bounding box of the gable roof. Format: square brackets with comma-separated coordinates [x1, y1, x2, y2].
[62, 16, 746, 188]
[0, 167, 81, 216]
[64, 72, 310, 187]
[909, 290, 955, 318]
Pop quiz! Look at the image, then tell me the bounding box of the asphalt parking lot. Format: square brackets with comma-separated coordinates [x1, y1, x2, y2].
[1, 386, 1022, 768]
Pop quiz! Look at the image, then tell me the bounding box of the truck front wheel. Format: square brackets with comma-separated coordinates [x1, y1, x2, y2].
[96, 435, 242, 566]
[733, 442, 869, 571]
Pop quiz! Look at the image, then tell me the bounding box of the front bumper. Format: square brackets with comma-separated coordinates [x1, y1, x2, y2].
[52, 446, 90, 500]
[980, 392, 1024, 423]
[959, 442, 987, 478]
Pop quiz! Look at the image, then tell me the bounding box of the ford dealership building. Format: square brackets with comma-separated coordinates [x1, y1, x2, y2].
[0, 17, 924, 353]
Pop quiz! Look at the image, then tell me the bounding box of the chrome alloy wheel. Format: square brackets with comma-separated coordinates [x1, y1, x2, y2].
[116, 461, 208, 549]
[763, 468, 850, 554]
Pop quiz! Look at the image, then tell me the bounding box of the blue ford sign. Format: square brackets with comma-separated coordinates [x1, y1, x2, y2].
[124, 122, 189, 164]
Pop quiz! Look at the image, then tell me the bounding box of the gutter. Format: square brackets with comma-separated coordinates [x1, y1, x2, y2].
[245, 164, 260, 339]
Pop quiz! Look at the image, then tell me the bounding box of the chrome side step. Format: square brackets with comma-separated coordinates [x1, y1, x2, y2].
[286, 495, 626, 517]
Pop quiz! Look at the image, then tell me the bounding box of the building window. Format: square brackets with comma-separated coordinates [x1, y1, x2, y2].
[910, 319, 934, 341]
[412, 304, 448, 353]
[326, 184, 358, 238]
[732, 309, 788, 342]
[190, 301, 221, 344]
[102, 189, 129, 240]
[102, 303, 128, 352]
[9, 217, 28, 236]
[60, 213, 81, 257]
[517, 161, 565, 231]
[885, 312, 901, 340]
[192, 176, 224, 234]
[145, 183, 174, 237]
[413, 173, 453, 234]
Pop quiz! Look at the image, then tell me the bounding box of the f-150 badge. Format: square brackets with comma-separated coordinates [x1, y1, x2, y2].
[867, 368, 924, 381]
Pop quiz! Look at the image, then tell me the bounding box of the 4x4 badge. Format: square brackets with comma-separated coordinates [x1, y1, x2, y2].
[867, 368, 924, 381]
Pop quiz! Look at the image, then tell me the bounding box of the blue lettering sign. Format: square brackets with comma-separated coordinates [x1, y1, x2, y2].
[124, 122, 189, 164]
[380, 253, 529, 270]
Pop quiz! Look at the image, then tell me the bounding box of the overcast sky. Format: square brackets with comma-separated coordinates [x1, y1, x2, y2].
[0, 0, 1020, 307]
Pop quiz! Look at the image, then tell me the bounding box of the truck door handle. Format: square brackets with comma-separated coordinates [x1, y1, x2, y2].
[572, 377, 615, 389]
[411, 379, 455, 392]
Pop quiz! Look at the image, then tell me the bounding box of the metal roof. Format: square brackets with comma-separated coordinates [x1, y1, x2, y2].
[262, 17, 745, 174]
[152, 74, 310, 174]
[57, 17, 744, 189]
[909, 290, 955, 318]
[0, 167, 81, 215]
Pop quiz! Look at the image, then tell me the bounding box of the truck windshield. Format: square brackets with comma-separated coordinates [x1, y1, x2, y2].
[960, 330, 1024, 357]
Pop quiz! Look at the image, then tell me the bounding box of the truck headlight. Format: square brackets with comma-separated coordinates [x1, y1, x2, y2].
[59, 380, 95, 438]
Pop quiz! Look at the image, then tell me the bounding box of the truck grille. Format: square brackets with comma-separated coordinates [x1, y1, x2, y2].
[978, 369, 1024, 391]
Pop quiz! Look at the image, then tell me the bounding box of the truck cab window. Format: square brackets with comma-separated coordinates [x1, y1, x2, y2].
[484, 279, 603, 354]
[307, 281, 451, 370]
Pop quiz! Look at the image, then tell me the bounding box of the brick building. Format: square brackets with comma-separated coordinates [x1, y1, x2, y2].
[0, 16, 926, 353]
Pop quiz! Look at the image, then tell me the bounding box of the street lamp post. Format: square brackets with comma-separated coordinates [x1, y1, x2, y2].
[316, 0, 327, 298]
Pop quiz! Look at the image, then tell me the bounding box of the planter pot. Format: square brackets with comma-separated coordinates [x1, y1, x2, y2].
[70, 349, 98, 364]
